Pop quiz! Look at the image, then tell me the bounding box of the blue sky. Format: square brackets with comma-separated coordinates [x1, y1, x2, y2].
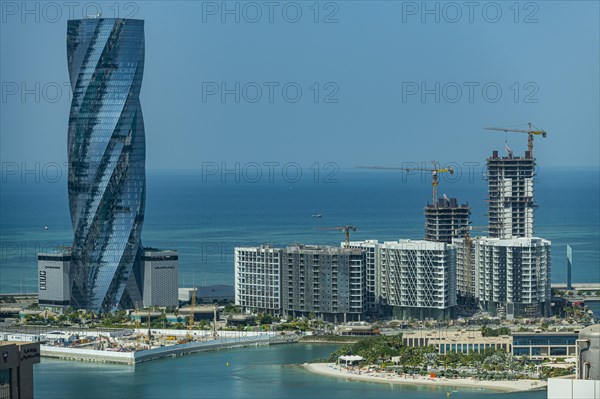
[1, 0, 599, 170]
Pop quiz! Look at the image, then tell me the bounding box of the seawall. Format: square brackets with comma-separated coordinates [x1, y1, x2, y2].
[41, 335, 272, 365]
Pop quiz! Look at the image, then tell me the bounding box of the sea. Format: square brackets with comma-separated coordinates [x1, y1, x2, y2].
[1, 167, 598, 291]
[34, 343, 548, 399]
[2, 167, 598, 398]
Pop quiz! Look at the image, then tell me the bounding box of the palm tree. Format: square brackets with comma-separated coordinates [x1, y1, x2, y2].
[424, 352, 438, 368]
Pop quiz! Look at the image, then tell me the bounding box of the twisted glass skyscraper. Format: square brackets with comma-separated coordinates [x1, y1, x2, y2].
[67, 18, 145, 311]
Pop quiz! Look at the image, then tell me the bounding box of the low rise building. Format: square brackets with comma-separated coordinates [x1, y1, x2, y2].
[179, 288, 195, 303]
[197, 285, 234, 303]
[548, 324, 600, 399]
[403, 329, 511, 354]
[512, 331, 578, 358]
[227, 314, 256, 327]
[337, 322, 380, 336]
[402, 329, 579, 359]
[0, 341, 40, 399]
[141, 249, 179, 308]
[37, 249, 71, 312]
[129, 310, 163, 324]
[178, 305, 220, 322]
[37, 247, 178, 310]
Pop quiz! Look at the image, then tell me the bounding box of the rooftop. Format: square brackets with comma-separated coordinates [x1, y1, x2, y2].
[37, 246, 72, 256]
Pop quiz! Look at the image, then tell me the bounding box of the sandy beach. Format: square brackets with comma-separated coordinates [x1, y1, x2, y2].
[303, 363, 547, 393]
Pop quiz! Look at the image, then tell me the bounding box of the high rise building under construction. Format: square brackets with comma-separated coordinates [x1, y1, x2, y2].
[486, 150, 535, 238]
[453, 140, 551, 318]
[425, 197, 471, 244]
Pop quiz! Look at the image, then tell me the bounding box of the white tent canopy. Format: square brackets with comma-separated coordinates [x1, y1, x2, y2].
[338, 355, 364, 362]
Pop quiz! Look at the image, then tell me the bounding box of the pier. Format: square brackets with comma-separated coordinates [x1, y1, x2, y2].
[40, 334, 272, 365]
[1, 329, 297, 365]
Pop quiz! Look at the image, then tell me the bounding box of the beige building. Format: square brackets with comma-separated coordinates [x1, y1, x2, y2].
[0, 342, 40, 399]
[402, 329, 581, 360]
[402, 329, 512, 354]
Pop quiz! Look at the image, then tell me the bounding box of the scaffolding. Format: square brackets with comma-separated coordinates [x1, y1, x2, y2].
[424, 197, 471, 244]
[485, 151, 536, 238]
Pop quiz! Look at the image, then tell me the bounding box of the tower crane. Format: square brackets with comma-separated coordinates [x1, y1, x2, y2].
[187, 287, 196, 340]
[454, 225, 486, 301]
[134, 302, 140, 329]
[320, 226, 357, 247]
[484, 122, 547, 157]
[146, 308, 152, 343]
[357, 161, 454, 206]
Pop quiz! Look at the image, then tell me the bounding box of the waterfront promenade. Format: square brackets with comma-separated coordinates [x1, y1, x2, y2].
[304, 363, 547, 393]
[1, 329, 294, 365]
[41, 333, 272, 365]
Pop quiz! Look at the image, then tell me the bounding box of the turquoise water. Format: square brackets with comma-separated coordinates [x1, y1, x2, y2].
[588, 301, 600, 320]
[35, 344, 547, 399]
[1, 168, 599, 291]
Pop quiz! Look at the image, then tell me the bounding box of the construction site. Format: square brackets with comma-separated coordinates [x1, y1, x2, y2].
[1, 288, 290, 365]
[35, 328, 274, 365]
[236, 122, 555, 320]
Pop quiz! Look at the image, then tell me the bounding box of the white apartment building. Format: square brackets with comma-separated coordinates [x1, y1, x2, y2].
[346, 240, 380, 313]
[234, 245, 283, 315]
[457, 236, 551, 318]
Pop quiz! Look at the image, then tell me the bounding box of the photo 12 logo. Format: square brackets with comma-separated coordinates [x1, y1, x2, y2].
[401, 82, 540, 104]
[1, 81, 72, 104]
[1, 162, 66, 183]
[391, 161, 542, 184]
[201, 81, 340, 104]
[0, 241, 72, 264]
[1, 2, 139, 24]
[200, 1, 340, 24]
[400, 1, 539, 24]
[201, 162, 339, 183]
[0, 161, 146, 184]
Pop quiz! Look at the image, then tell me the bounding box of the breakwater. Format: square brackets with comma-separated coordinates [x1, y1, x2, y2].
[41, 333, 272, 365]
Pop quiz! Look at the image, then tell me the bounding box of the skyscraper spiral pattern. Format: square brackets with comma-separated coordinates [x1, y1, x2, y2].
[67, 18, 145, 311]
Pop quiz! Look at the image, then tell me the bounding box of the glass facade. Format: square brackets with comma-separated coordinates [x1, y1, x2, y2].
[512, 334, 578, 346]
[67, 18, 145, 311]
[0, 369, 10, 399]
[512, 333, 578, 357]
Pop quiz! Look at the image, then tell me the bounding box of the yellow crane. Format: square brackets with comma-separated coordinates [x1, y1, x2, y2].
[455, 225, 486, 300]
[187, 287, 196, 340]
[357, 161, 454, 206]
[213, 305, 218, 340]
[484, 122, 547, 157]
[134, 302, 140, 329]
[146, 308, 152, 343]
[320, 226, 357, 247]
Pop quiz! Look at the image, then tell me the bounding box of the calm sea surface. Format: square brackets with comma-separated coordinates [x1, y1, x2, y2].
[34, 343, 548, 399]
[1, 168, 599, 291]
[4, 168, 596, 398]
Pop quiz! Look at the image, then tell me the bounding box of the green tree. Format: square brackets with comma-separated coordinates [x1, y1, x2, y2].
[256, 313, 274, 325]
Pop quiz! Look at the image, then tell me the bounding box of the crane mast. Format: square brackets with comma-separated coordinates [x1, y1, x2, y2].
[320, 225, 357, 247]
[187, 287, 196, 340]
[455, 225, 485, 300]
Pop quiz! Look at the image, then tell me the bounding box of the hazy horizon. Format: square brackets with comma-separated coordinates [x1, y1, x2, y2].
[1, 1, 599, 170]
